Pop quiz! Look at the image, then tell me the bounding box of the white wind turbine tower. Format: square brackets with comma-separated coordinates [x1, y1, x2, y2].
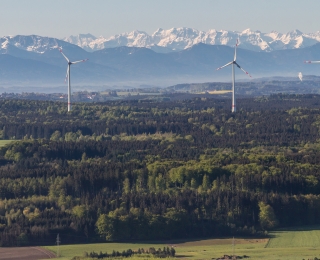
[216, 40, 252, 112]
[59, 48, 88, 112]
[304, 60, 320, 81]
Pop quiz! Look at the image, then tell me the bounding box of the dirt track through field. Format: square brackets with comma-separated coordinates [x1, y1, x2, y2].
[0, 247, 56, 260]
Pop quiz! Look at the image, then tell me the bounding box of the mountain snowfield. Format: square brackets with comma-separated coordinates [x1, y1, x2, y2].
[63, 28, 320, 52]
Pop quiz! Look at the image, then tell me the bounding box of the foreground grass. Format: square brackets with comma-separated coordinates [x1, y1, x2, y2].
[44, 242, 168, 260]
[43, 233, 320, 260]
[63, 257, 175, 260]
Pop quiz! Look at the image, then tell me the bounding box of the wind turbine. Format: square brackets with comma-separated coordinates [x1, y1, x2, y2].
[304, 60, 320, 83]
[304, 60, 320, 65]
[216, 40, 252, 112]
[59, 48, 88, 112]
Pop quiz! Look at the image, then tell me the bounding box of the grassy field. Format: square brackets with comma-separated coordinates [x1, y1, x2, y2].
[267, 225, 320, 248]
[0, 140, 13, 147]
[43, 227, 320, 260]
[44, 242, 169, 260]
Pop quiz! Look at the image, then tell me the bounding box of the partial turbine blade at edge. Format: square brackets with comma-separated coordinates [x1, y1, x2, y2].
[59, 48, 70, 62]
[71, 59, 89, 64]
[304, 60, 320, 64]
[234, 39, 239, 61]
[216, 61, 233, 70]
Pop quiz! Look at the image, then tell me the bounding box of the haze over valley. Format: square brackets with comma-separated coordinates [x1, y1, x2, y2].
[1, 28, 320, 91]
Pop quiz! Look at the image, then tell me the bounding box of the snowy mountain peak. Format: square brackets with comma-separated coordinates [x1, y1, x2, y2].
[128, 30, 148, 36]
[241, 28, 254, 35]
[152, 28, 164, 36]
[286, 29, 303, 38]
[78, 33, 96, 39]
[292, 29, 303, 34]
[63, 33, 98, 52]
[1, 35, 61, 54]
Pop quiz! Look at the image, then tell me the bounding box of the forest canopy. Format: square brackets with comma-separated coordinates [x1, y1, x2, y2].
[0, 94, 320, 246]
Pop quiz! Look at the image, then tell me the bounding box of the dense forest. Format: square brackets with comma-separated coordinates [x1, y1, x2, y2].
[0, 94, 320, 246]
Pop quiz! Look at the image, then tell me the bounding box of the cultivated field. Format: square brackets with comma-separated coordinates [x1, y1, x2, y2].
[206, 90, 232, 94]
[42, 227, 320, 260]
[0, 247, 55, 260]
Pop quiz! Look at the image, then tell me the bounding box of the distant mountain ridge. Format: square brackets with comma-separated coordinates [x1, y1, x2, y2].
[1, 34, 320, 90]
[63, 28, 320, 53]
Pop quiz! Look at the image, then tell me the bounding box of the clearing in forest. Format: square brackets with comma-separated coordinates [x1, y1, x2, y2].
[0, 140, 13, 147]
[0, 246, 55, 260]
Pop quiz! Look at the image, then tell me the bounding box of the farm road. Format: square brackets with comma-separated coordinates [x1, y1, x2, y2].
[0, 247, 55, 260]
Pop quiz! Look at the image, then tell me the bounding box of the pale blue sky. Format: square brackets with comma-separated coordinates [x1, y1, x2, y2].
[1, 0, 319, 38]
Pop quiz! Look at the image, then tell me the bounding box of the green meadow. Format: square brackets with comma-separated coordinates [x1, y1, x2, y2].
[266, 226, 320, 248]
[43, 227, 320, 260]
[0, 140, 13, 147]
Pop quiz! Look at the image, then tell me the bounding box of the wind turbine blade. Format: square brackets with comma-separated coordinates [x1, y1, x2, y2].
[234, 39, 239, 61]
[239, 67, 252, 77]
[216, 61, 233, 70]
[65, 66, 69, 82]
[235, 62, 252, 77]
[71, 59, 88, 64]
[59, 48, 70, 62]
[304, 60, 320, 64]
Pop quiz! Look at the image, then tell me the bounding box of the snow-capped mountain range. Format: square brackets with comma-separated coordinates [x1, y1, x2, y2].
[2, 29, 320, 90]
[1, 28, 320, 55]
[63, 28, 320, 53]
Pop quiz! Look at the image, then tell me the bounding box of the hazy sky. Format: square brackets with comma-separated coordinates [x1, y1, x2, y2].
[1, 0, 319, 38]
